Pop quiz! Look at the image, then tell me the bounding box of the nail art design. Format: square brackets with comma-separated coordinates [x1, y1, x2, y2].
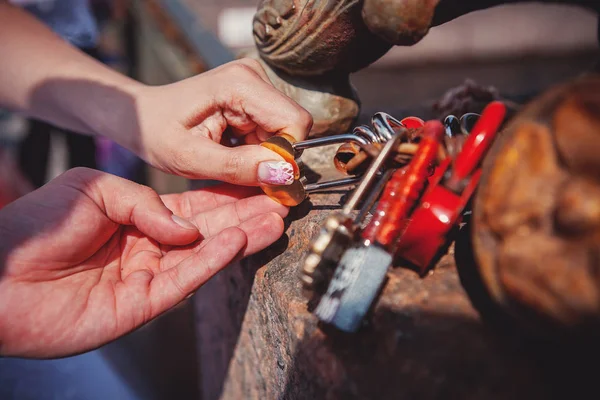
[258, 161, 295, 185]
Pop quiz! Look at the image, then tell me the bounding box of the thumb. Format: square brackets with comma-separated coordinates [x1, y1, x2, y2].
[195, 141, 296, 186]
[66, 168, 200, 245]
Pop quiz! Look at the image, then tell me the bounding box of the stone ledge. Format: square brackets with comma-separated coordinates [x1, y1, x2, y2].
[193, 145, 600, 399]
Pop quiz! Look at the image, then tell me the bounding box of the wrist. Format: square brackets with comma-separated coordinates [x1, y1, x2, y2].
[28, 54, 148, 154]
[81, 78, 148, 153]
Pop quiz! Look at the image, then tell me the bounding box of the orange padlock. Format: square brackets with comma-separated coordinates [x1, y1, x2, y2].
[259, 133, 367, 206]
[259, 134, 307, 207]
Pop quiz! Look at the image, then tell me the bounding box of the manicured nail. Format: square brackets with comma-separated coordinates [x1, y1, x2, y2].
[171, 214, 197, 230]
[257, 161, 295, 185]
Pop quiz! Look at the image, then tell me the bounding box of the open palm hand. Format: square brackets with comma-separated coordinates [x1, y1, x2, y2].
[0, 168, 287, 358]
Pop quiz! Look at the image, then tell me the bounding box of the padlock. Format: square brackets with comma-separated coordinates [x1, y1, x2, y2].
[312, 120, 446, 332]
[258, 132, 365, 206]
[308, 101, 506, 333]
[394, 101, 506, 273]
[301, 130, 405, 304]
[258, 113, 417, 206]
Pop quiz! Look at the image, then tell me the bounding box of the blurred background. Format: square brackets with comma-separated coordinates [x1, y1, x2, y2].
[0, 1, 597, 399]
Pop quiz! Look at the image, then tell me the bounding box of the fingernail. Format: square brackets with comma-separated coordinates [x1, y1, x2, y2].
[171, 214, 197, 230]
[257, 161, 295, 185]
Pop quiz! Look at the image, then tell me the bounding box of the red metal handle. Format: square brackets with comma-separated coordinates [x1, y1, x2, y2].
[448, 101, 506, 184]
[361, 121, 444, 249]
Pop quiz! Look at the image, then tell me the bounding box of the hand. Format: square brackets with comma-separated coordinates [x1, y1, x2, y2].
[0, 168, 288, 358]
[0, 7, 311, 187]
[120, 58, 313, 186]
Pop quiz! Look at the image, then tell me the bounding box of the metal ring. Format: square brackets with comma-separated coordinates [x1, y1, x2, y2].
[353, 125, 380, 143]
[460, 113, 481, 135]
[371, 112, 401, 142]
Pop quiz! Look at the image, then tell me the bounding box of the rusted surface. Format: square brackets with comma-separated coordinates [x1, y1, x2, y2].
[362, 0, 441, 45]
[472, 75, 600, 339]
[250, 0, 598, 137]
[253, 0, 392, 76]
[250, 0, 388, 136]
[253, 0, 598, 74]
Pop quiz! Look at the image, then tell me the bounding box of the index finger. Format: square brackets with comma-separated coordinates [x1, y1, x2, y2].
[215, 63, 314, 141]
[160, 183, 262, 217]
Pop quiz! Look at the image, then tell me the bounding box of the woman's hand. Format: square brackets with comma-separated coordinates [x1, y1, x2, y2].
[109, 58, 313, 186]
[0, 4, 312, 186]
[0, 168, 288, 358]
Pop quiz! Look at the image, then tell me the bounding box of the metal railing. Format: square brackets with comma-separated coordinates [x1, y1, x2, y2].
[155, 0, 236, 70]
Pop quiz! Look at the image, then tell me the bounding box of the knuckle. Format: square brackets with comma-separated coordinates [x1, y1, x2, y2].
[138, 184, 158, 199]
[224, 62, 255, 79]
[301, 109, 314, 128]
[162, 146, 195, 177]
[171, 157, 193, 176]
[294, 107, 314, 131]
[221, 152, 245, 183]
[239, 57, 263, 73]
[61, 166, 92, 179]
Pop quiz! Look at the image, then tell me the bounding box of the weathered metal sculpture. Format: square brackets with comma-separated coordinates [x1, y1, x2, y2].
[250, 0, 600, 339]
[250, 0, 599, 136]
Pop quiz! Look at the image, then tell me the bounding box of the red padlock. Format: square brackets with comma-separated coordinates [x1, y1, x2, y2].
[361, 120, 444, 250]
[393, 101, 506, 274]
